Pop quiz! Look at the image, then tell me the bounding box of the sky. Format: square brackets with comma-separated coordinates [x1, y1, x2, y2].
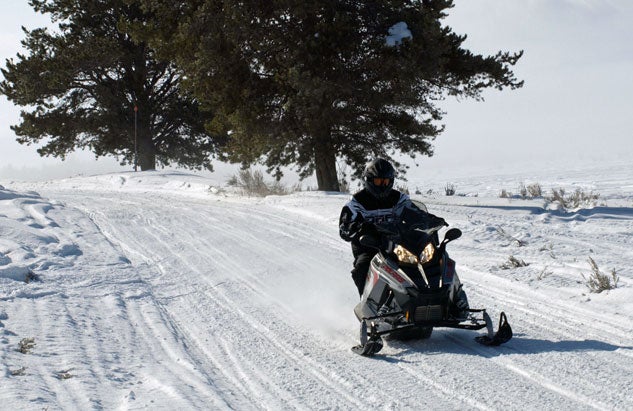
[434, 0, 633, 174]
[0, 0, 632, 181]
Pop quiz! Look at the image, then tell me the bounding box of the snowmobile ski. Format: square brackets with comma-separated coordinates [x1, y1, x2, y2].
[475, 312, 513, 346]
[351, 320, 384, 356]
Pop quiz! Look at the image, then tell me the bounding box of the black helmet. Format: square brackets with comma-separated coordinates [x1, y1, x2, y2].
[363, 158, 395, 199]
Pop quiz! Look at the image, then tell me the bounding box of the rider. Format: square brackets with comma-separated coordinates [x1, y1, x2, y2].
[339, 158, 469, 315]
[339, 158, 428, 295]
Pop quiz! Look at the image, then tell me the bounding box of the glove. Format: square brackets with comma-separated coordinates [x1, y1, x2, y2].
[348, 221, 376, 239]
[347, 221, 360, 235]
[359, 221, 378, 236]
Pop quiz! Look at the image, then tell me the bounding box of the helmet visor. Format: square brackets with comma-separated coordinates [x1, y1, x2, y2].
[372, 177, 392, 187]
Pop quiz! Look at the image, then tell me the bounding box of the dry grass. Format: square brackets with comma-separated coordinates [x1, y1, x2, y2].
[548, 188, 600, 210]
[537, 266, 552, 280]
[227, 169, 291, 196]
[582, 257, 619, 293]
[10, 367, 27, 376]
[17, 337, 35, 354]
[496, 227, 527, 247]
[500, 255, 529, 269]
[396, 184, 409, 195]
[501, 182, 542, 199]
[55, 369, 75, 380]
[527, 183, 542, 198]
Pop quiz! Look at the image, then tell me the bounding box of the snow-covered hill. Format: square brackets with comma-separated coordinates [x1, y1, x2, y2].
[1, 164, 632, 410]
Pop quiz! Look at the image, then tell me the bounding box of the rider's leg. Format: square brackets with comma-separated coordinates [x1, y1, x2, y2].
[351, 252, 374, 296]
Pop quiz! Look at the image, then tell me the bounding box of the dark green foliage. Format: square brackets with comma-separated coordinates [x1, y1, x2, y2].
[0, 0, 226, 171]
[134, 0, 523, 189]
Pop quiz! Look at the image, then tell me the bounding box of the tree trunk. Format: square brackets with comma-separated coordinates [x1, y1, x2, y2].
[138, 140, 156, 170]
[314, 141, 339, 192]
[137, 117, 156, 170]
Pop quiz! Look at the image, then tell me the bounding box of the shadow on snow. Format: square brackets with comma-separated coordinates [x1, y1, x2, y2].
[466, 204, 633, 221]
[363, 330, 632, 362]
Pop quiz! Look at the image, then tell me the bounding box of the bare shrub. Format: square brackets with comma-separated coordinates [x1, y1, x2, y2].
[537, 266, 552, 280]
[336, 161, 351, 193]
[25, 269, 39, 283]
[539, 243, 556, 259]
[396, 184, 409, 195]
[289, 182, 303, 193]
[338, 179, 349, 193]
[55, 369, 75, 380]
[445, 183, 456, 196]
[496, 227, 527, 247]
[507, 182, 542, 199]
[10, 367, 27, 376]
[527, 183, 542, 198]
[500, 255, 529, 270]
[582, 257, 619, 293]
[18, 337, 35, 354]
[548, 188, 600, 210]
[227, 169, 288, 196]
[207, 185, 224, 195]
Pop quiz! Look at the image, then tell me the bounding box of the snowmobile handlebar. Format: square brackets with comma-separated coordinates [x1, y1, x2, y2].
[373, 220, 447, 241]
[359, 206, 450, 250]
[359, 221, 449, 252]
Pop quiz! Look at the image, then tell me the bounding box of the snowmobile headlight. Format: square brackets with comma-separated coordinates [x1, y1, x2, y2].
[394, 245, 418, 265]
[419, 243, 435, 265]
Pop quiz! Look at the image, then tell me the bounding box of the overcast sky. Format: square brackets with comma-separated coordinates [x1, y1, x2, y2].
[432, 0, 633, 175]
[1, 0, 632, 181]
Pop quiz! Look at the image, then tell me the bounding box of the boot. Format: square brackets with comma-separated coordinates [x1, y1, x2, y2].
[454, 289, 469, 318]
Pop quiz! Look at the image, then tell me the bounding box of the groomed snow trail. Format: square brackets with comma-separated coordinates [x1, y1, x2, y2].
[2, 172, 632, 410]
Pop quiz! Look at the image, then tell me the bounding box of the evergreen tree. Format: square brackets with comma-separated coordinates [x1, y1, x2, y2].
[0, 0, 226, 171]
[137, 0, 523, 189]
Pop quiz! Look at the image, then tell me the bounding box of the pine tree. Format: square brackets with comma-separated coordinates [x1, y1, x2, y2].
[137, 0, 523, 189]
[0, 0, 226, 171]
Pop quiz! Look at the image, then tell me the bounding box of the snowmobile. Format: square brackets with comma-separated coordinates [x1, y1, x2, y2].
[352, 201, 512, 356]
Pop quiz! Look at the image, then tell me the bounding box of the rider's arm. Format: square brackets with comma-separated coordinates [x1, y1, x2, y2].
[339, 205, 364, 242]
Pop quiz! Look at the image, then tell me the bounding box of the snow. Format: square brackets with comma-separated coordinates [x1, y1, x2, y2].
[1, 163, 632, 410]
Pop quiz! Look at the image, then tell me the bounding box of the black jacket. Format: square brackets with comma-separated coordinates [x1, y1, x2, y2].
[339, 188, 410, 243]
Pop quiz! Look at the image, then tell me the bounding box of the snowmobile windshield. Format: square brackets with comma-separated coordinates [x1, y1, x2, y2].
[374, 204, 446, 254]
